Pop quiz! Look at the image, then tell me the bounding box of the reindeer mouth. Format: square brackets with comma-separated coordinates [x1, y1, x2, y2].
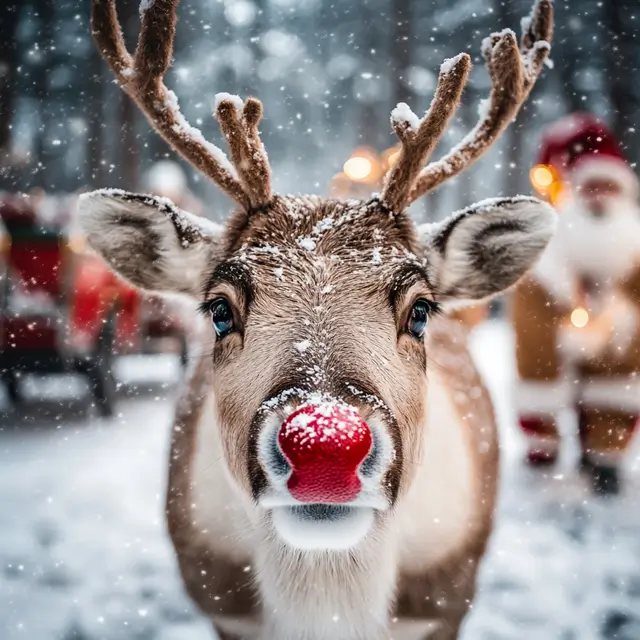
[270, 505, 375, 550]
[290, 504, 353, 521]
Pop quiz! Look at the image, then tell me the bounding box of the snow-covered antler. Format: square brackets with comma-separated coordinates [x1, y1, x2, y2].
[380, 53, 471, 213]
[382, 0, 553, 211]
[91, 0, 271, 211]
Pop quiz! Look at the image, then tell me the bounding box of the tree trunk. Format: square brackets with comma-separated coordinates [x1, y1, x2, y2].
[117, 0, 141, 190]
[493, 0, 525, 197]
[603, 0, 640, 166]
[0, 3, 20, 189]
[391, 0, 413, 108]
[358, 0, 384, 149]
[86, 45, 105, 189]
[0, 3, 20, 158]
[119, 93, 140, 191]
[32, 0, 55, 189]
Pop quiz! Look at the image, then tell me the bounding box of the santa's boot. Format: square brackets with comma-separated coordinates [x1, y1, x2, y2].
[519, 416, 560, 466]
[578, 407, 638, 497]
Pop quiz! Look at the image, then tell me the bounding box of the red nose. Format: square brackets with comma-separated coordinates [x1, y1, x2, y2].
[277, 404, 372, 503]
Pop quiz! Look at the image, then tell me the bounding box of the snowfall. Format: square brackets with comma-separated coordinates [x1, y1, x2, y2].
[2, 320, 640, 640]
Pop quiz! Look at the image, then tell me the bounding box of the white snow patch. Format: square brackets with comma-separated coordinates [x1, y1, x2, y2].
[440, 52, 466, 75]
[390, 102, 420, 132]
[214, 92, 244, 112]
[298, 237, 317, 251]
[477, 97, 491, 119]
[164, 89, 238, 179]
[139, 0, 155, 18]
[294, 340, 311, 353]
[481, 28, 515, 58]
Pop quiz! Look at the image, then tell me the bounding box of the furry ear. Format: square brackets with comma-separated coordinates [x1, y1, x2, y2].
[77, 189, 224, 297]
[420, 196, 557, 302]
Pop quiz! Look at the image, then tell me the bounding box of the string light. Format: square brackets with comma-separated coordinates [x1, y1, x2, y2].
[343, 156, 373, 181]
[571, 307, 589, 328]
[530, 164, 554, 191]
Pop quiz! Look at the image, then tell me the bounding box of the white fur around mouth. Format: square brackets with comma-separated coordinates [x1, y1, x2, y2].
[270, 505, 375, 550]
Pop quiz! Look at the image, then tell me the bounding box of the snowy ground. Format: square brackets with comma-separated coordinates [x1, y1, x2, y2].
[1, 320, 640, 640]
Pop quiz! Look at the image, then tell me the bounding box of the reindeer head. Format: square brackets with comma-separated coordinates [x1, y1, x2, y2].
[80, 0, 555, 550]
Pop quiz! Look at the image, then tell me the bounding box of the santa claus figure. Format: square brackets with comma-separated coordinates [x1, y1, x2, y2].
[512, 112, 640, 495]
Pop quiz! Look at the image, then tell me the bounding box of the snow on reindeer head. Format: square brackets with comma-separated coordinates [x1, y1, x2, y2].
[80, 0, 555, 548]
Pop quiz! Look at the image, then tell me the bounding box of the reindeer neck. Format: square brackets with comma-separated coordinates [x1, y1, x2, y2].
[254, 529, 398, 640]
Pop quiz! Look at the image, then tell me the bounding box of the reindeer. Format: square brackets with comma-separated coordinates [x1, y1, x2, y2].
[79, 1, 555, 638]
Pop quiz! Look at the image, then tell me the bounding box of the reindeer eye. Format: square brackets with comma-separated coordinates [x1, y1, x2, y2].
[209, 298, 235, 338]
[407, 299, 431, 339]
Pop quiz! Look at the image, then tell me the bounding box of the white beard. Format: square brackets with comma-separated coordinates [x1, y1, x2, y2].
[556, 193, 640, 283]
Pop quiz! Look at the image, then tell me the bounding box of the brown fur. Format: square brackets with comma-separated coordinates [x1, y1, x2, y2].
[165, 311, 497, 640]
[79, 188, 557, 638]
[408, 0, 553, 202]
[167, 354, 261, 622]
[199, 197, 427, 501]
[393, 319, 499, 640]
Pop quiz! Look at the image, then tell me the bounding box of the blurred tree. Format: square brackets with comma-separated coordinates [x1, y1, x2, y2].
[0, 3, 20, 167]
[358, 0, 389, 149]
[603, 0, 640, 167]
[494, 0, 526, 196]
[86, 43, 106, 190]
[32, 0, 55, 189]
[391, 0, 413, 107]
[116, 0, 140, 191]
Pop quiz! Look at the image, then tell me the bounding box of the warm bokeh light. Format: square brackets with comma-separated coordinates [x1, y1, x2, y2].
[530, 164, 554, 191]
[343, 156, 373, 181]
[571, 307, 589, 328]
[548, 179, 565, 205]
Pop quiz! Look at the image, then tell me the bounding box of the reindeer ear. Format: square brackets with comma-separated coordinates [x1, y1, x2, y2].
[420, 196, 557, 302]
[77, 189, 224, 297]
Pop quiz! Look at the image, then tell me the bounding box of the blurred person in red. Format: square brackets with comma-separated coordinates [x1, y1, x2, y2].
[512, 112, 640, 495]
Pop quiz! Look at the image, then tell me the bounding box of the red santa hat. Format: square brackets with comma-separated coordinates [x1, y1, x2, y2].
[536, 112, 639, 199]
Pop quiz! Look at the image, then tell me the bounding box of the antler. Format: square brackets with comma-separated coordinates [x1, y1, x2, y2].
[91, 0, 272, 211]
[381, 53, 471, 212]
[381, 0, 553, 211]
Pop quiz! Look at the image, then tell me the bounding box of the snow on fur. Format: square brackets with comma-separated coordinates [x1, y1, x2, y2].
[214, 92, 244, 112]
[390, 103, 420, 132]
[440, 52, 467, 75]
[164, 90, 238, 179]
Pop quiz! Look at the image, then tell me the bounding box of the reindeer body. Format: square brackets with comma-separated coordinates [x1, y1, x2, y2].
[152, 196, 502, 640]
[81, 2, 555, 638]
[169, 313, 497, 640]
